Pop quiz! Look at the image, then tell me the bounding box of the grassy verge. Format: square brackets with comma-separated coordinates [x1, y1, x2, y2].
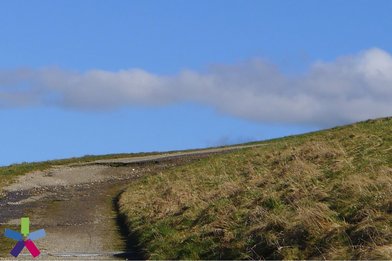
[118, 117, 392, 259]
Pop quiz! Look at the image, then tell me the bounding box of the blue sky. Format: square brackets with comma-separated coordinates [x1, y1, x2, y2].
[1, 0, 392, 165]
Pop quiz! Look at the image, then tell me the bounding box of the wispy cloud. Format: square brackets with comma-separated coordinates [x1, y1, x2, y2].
[1, 48, 392, 127]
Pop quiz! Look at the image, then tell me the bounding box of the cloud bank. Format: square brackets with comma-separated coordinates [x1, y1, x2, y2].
[1, 48, 392, 127]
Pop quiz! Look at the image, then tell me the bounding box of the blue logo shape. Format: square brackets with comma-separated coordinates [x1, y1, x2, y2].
[4, 217, 46, 257]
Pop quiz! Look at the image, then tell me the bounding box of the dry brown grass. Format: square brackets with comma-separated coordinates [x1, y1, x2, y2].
[119, 117, 392, 259]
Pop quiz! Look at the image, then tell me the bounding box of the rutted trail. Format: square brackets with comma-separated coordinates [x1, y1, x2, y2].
[1, 163, 150, 259]
[0, 146, 260, 259]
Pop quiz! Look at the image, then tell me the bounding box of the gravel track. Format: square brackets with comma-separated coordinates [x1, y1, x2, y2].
[0, 145, 261, 259]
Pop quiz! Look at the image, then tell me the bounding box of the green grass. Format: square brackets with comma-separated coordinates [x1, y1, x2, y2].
[119, 117, 392, 259]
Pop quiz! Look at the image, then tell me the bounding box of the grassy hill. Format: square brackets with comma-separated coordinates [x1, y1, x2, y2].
[118, 117, 392, 259]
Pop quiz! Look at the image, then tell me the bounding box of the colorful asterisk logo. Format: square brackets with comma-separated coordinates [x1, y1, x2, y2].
[4, 217, 46, 257]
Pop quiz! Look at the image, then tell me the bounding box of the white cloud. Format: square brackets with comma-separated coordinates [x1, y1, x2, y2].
[1, 48, 392, 127]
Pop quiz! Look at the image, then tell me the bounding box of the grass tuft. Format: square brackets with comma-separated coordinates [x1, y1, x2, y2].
[119, 117, 392, 259]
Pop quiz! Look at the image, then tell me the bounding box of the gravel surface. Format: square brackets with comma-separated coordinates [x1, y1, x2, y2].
[0, 145, 261, 260]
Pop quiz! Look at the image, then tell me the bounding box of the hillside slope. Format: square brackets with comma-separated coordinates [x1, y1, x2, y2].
[119, 117, 392, 259]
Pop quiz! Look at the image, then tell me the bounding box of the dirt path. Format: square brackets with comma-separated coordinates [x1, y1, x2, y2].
[1, 164, 147, 259]
[0, 145, 261, 259]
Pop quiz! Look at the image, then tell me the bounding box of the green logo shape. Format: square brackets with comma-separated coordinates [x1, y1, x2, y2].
[21, 217, 29, 237]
